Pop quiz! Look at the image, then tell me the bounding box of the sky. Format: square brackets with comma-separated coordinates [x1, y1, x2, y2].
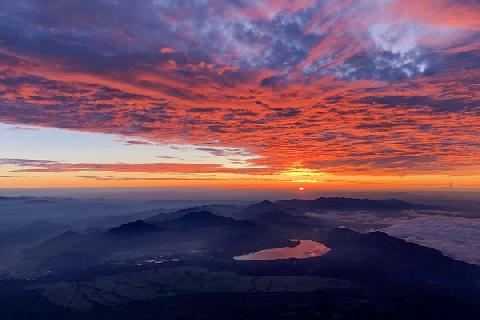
[0, 0, 479, 191]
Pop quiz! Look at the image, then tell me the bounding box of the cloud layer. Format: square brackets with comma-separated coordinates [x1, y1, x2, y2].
[382, 215, 480, 265]
[310, 209, 480, 265]
[0, 0, 479, 176]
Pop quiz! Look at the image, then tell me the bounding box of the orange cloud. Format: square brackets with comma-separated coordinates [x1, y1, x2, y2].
[0, 0, 479, 188]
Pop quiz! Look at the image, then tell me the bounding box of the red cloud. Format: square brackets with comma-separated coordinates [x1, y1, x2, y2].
[0, 0, 479, 178]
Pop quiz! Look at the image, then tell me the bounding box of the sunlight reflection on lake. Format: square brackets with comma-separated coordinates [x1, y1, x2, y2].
[234, 240, 331, 261]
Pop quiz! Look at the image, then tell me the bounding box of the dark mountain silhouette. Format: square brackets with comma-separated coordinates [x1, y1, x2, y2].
[238, 210, 326, 240]
[109, 220, 162, 234]
[0, 196, 32, 202]
[240, 200, 286, 216]
[246, 210, 302, 225]
[226, 227, 480, 291]
[276, 197, 450, 212]
[79, 208, 168, 229]
[24, 230, 84, 258]
[19, 203, 479, 293]
[314, 228, 479, 289]
[37, 230, 83, 245]
[147, 204, 243, 222]
[24, 212, 261, 271]
[3, 197, 477, 320]
[0, 220, 72, 250]
[158, 211, 249, 229]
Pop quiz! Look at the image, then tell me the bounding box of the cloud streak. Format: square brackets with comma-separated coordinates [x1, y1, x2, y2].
[0, 158, 266, 174]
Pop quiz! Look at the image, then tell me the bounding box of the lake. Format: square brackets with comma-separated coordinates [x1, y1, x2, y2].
[234, 240, 331, 261]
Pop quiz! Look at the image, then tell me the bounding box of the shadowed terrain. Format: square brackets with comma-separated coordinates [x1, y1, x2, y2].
[0, 196, 478, 319]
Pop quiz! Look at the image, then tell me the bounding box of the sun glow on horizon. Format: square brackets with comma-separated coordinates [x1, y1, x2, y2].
[0, 0, 479, 192]
[280, 164, 327, 183]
